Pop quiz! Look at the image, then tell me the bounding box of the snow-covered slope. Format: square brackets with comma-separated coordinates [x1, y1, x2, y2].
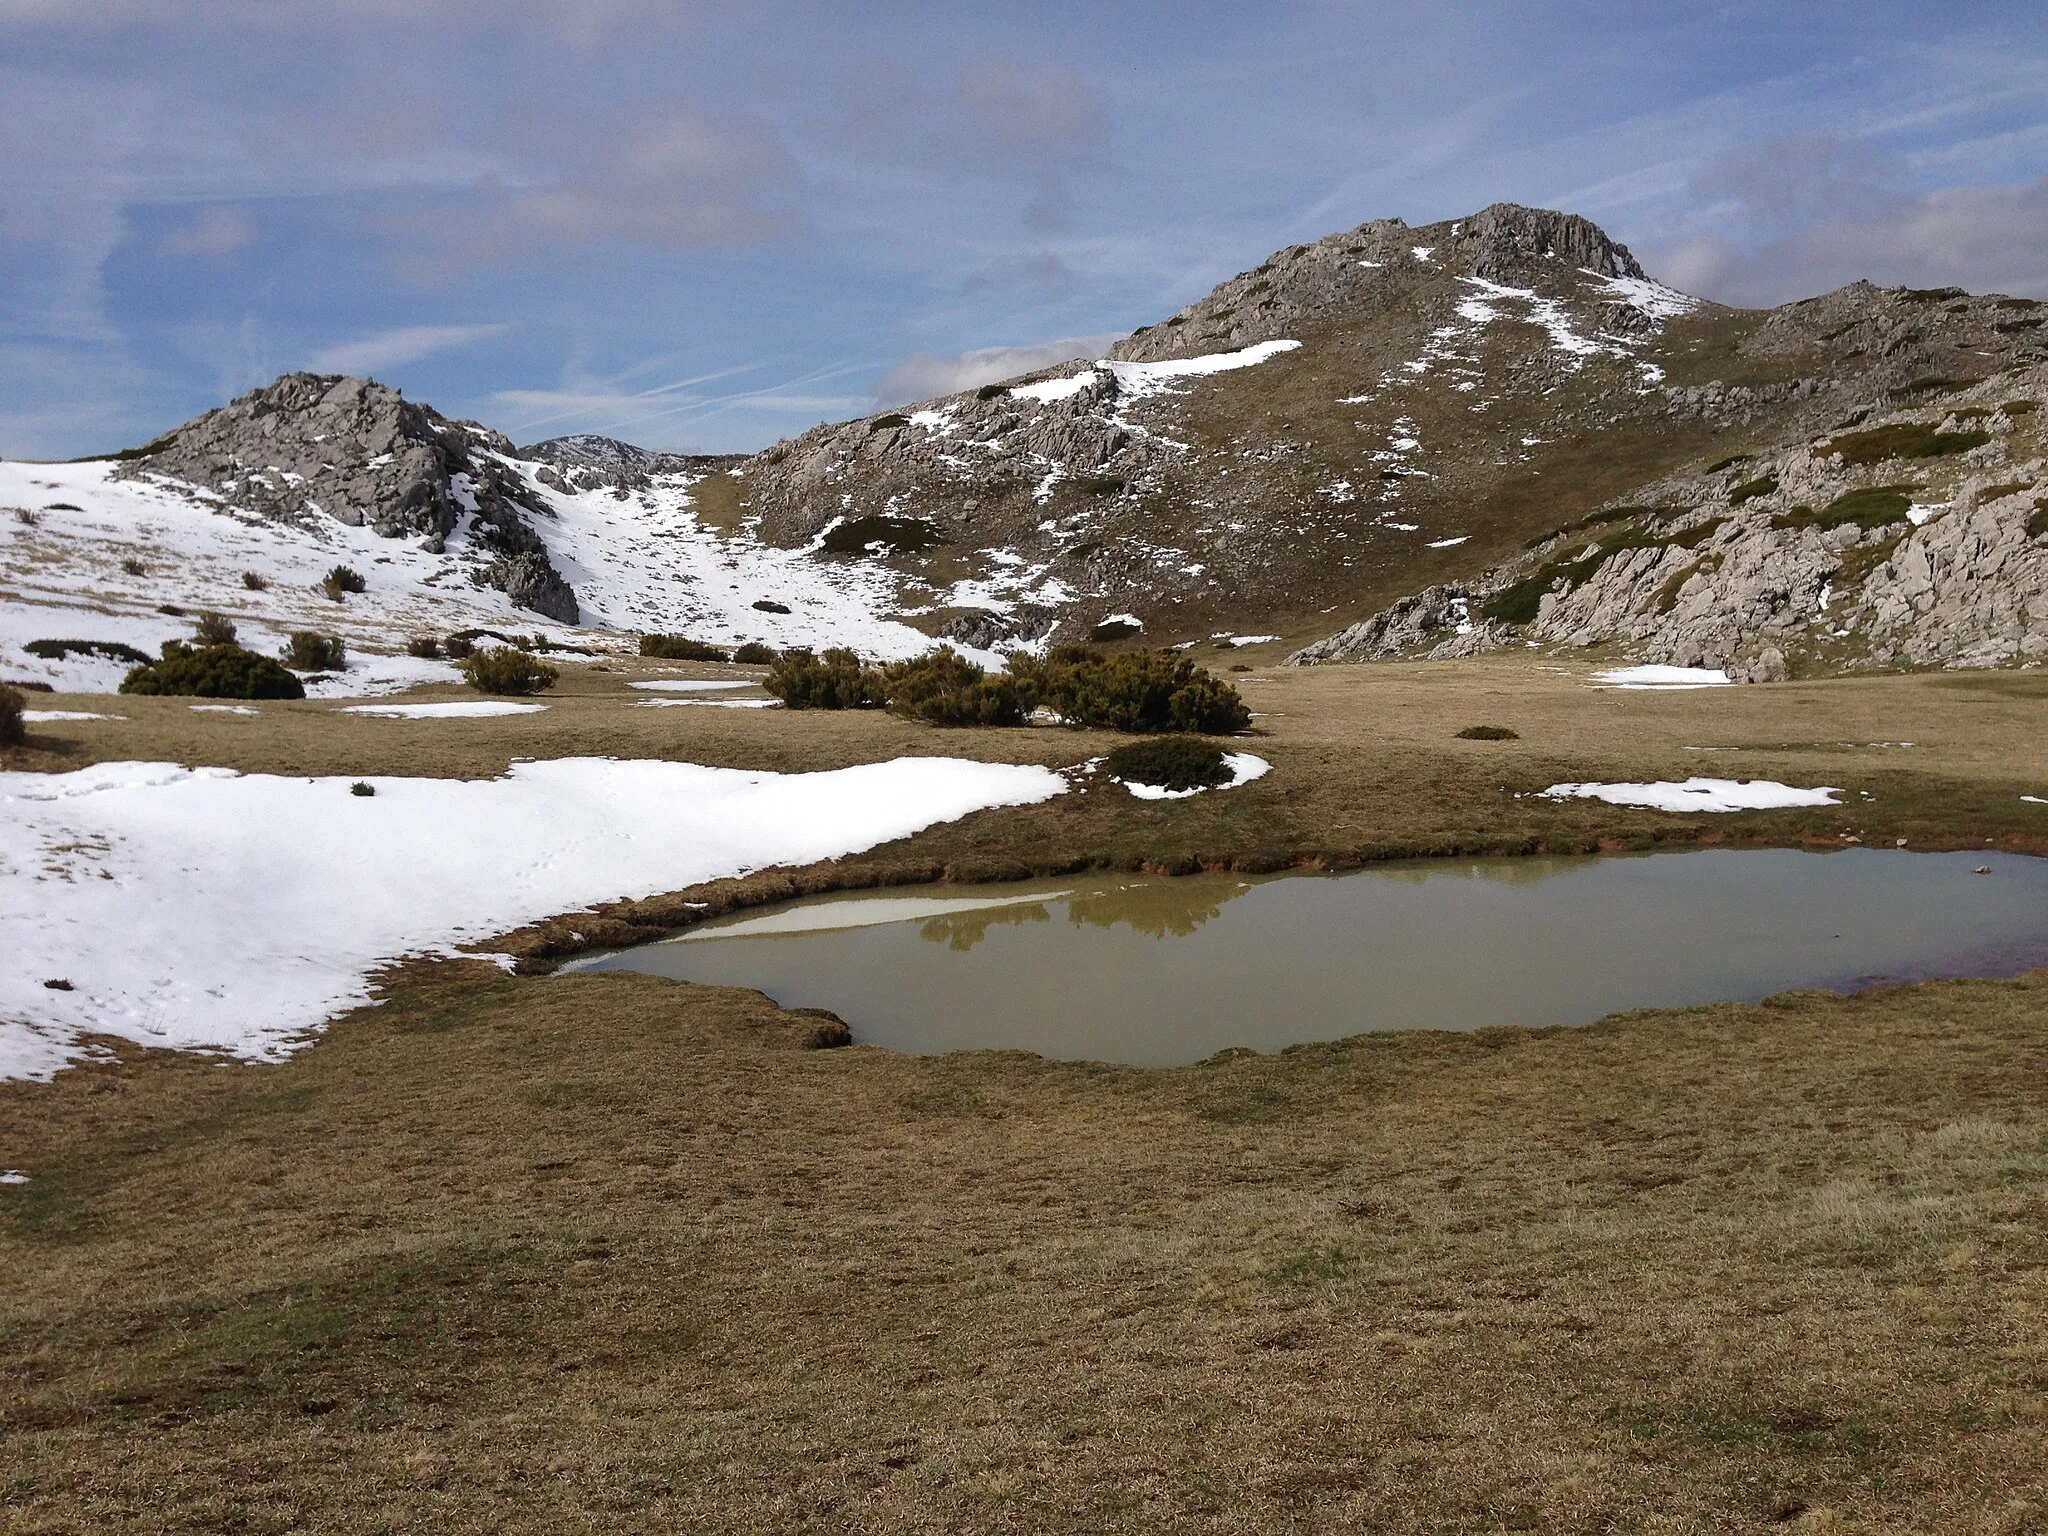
[0, 754, 1069, 1078]
[1, 447, 984, 693]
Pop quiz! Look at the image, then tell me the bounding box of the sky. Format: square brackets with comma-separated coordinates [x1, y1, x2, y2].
[4, 1, 2047, 460]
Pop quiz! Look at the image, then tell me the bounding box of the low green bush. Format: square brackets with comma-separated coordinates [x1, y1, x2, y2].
[1729, 474, 1778, 504]
[640, 634, 727, 661]
[120, 556, 145, 575]
[459, 647, 558, 696]
[732, 641, 777, 664]
[1456, 724, 1519, 740]
[1103, 737, 1233, 791]
[1776, 485, 1917, 533]
[120, 642, 306, 700]
[406, 634, 442, 659]
[881, 649, 1023, 726]
[0, 684, 23, 748]
[241, 570, 267, 590]
[867, 412, 909, 433]
[762, 647, 884, 709]
[1010, 646, 1251, 735]
[325, 564, 366, 594]
[1823, 422, 1991, 466]
[193, 611, 237, 646]
[25, 638, 151, 665]
[283, 632, 347, 672]
[443, 634, 475, 659]
[1090, 618, 1142, 641]
[975, 383, 1008, 401]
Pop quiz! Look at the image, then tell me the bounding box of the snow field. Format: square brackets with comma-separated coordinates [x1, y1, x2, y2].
[0, 755, 1069, 1079]
[1540, 779, 1843, 813]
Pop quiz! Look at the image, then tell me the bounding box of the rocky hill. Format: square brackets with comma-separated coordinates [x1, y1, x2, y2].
[11, 201, 2047, 690]
[117, 373, 580, 622]
[727, 203, 2048, 660]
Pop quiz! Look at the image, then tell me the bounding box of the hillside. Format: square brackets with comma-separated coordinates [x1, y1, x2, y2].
[6, 202, 2047, 693]
[733, 203, 2048, 657]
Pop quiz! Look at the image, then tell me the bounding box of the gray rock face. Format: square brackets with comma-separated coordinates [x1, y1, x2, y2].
[118, 373, 580, 623]
[1289, 371, 2048, 679]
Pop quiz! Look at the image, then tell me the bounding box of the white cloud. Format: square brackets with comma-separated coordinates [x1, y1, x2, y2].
[1641, 175, 2048, 306]
[161, 207, 254, 258]
[873, 334, 1122, 406]
[305, 322, 512, 375]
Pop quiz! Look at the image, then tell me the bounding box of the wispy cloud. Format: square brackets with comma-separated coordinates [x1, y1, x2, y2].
[305, 322, 512, 375]
[873, 334, 1120, 406]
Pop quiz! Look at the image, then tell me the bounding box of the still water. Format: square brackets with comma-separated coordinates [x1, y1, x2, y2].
[567, 850, 2048, 1066]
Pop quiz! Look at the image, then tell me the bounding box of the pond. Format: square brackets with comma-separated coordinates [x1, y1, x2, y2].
[565, 850, 2048, 1066]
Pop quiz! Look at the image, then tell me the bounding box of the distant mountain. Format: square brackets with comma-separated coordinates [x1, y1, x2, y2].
[730, 202, 2048, 664]
[13, 201, 2046, 689]
[520, 434, 743, 480]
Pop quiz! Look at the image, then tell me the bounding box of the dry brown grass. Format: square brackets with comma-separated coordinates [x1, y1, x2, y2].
[4, 651, 2047, 1529]
[2, 966, 2045, 1532]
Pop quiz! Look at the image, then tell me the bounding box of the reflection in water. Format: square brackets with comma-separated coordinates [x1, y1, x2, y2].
[921, 902, 1052, 951]
[571, 851, 2048, 1068]
[1064, 878, 1249, 939]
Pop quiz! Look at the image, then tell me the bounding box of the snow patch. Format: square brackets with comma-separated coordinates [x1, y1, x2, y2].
[341, 701, 549, 719]
[1590, 665, 1732, 690]
[0, 755, 1069, 1079]
[1119, 753, 1269, 801]
[1540, 778, 1842, 813]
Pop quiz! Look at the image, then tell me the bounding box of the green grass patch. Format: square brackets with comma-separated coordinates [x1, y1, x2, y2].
[1103, 737, 1233, 790]
[1775, 486, 1917, 533]
[1821, 423, 1992, 465]
[867, 413, 909, 433]
[819, 515, 947, 556]
[1899, 376, 1978, 396]
[1978, 482, 2034, 504]
[1455, 725, 1519, 740]
[1706, 454, 1750, 474]
[1730, 474, 1779, 504]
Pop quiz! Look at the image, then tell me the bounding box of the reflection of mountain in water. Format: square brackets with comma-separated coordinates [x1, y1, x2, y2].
[920, 903, 1052, 952]
[1364, 857, 1587, 891]
[1065, 879, 1251, 939]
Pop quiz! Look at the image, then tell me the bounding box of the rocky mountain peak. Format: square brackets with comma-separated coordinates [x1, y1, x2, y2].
[1459, 202, 1644, 282]
[114, 371, 580, 623]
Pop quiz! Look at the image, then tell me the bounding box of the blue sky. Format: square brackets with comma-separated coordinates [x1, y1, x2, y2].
[4, 1, 2046, 459]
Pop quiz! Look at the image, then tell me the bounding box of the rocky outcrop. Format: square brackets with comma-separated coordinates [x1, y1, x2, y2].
[1289, 372, 2048, 678]
[118, 373, 580, 623]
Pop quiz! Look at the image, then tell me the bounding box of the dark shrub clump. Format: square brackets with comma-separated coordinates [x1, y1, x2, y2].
[0, 684, 24, 748]
[241, 570, 267, 590]
[120, 556, 145, 576]
[283, 632, 347, 672]
[406, 634, 443, 659]
[1010, 646, 1250, 735]
[350, 781, 375, 798]
[121, 641, 306, 700]
[882, 648, 1024, 726]
[443, 633, 474, 660]
[193, 611, 237, 647]
[1103, 737, 1233, 791]
[460, 646, 558, 696]
[324, 564, 366, 596]
[1456, 724, 1520, 740]
[762, 647, 884, 709]
[640, 634, 728, 661]
[732, 641, 777, 664]
[1729, 474, 1778, 504]
[1822, 422, 1992, 465]
[25, 638, 151, 665]
[752, 599, 791, 614]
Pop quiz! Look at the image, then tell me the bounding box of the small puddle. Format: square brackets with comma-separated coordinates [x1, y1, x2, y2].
[566, 850, 2048, 1066]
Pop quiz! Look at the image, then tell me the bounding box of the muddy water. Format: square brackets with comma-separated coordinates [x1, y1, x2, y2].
[567, 850, 2048, 1066]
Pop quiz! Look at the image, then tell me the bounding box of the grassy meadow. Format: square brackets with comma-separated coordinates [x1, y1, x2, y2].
[3, 649, 2047, 1531]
